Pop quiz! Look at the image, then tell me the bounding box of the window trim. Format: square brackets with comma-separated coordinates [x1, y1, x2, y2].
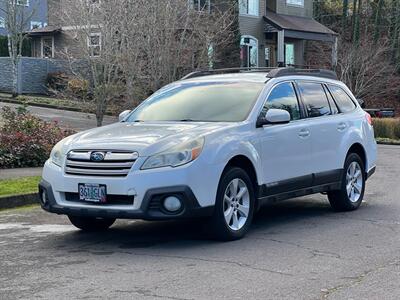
[240, 35, 259, 68]
[87, 32, 102, 57]
[40, 36, 54, 58]
[239, 0, 259, 17]
[286, 0, 304, 8]
[16, 0, 30, 6]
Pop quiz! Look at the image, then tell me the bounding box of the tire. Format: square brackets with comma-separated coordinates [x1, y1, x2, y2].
[328, 153, 366, 212]
[208, 167, 255, 241]
[68, 215, 116, 232]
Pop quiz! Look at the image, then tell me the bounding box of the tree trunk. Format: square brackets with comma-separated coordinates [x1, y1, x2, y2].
[342, 0, 349, 34]
[373, 0, 384, 44]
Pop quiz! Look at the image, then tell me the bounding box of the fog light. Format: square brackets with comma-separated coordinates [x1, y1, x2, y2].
[163, 196, 182, 213]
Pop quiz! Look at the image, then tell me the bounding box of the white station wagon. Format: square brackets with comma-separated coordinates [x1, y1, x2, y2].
[39, 68, 377, 240]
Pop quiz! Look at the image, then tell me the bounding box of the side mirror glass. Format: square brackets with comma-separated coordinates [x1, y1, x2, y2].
[119, 110, 131, 122]
[257, 109, 291, 127]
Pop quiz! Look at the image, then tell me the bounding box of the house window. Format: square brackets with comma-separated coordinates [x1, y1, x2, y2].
[88, 33, 101, 57]
[41, 37, 54, 58]
[239, 0, 259, 16]
[0, 17, 5, 28]
[286, 0, 304, 7]
[285, 43, 295, 66]
[30, 21, 43, 30]
[190, 0, 210, 11]
[16, 0, 29, 6]
[240, 36, 258, 67]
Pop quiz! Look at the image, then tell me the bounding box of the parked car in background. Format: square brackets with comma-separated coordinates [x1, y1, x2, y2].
[39, 68, 377, 240]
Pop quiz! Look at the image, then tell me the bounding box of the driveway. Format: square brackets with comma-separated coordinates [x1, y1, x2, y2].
[0, 102, 118, 131]
[0, 144, 399, 300]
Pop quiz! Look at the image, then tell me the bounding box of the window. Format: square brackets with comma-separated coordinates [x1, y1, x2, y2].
[286, 0, 304, 6]
[41, 37, 54, 58]
[16, 0, 29, 6]
[239, 0, 259, 16]
[126, 82, 265, 123]
[285, 43, 295, 66]
[323, 85, 339, 114]
[30, 21, 43, 30]
[240, 36, 258, 67]
[262, 82, 301, 121]
[298, 82, 331, 118]
[0, 17, 5, 29]
[88, 33, 101, 57]
[328, 85, 356, 113]
[190, 0, 210, 11]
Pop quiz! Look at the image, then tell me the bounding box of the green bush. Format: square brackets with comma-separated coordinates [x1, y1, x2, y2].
[373, 118, 400, 140]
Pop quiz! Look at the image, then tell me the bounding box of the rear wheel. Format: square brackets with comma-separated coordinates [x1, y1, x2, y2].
[208, 167, 255, 241]
[68, 216, 116, 232]
[328, 153, 365, 211]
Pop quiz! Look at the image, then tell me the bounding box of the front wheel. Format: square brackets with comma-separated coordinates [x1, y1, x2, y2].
[328, 153, 366, 212]
[208, 167, 255, 241]
[68, 216, 116, 232]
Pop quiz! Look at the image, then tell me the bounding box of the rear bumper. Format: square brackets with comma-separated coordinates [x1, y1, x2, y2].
[39, 180, 214, 220]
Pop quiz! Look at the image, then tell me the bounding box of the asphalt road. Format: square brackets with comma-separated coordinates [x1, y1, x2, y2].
[0, 144, 399, 300]
[0, 102, 117, 131]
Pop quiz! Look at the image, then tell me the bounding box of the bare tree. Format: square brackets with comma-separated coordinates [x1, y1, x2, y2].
[55, 0, 238, 126]
[0, 0, 35, 96]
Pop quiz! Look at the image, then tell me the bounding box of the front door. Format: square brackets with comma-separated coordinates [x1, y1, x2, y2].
[258, 81, 312, 193]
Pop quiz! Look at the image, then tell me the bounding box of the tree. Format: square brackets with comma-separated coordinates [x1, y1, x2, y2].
[0, 0, 34, 96]
[342, 0, 349, 33]
[372, 0, 384, 44]
[57, 0, 238, 126]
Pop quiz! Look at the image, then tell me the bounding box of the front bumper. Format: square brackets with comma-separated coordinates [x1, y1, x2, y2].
[39, 180, 214, 220]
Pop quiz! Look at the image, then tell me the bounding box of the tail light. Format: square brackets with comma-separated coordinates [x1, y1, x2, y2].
[365, 112, 372, 125]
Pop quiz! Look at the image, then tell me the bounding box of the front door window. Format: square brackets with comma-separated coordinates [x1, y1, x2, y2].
[42, 37, 54, 58]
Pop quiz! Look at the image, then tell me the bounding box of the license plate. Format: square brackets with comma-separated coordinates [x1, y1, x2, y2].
[79, 184, 107, 203]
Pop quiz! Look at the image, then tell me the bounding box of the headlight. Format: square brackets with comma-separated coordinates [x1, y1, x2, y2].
[141, 137, 204, 170]
[50, 141, 64, 167]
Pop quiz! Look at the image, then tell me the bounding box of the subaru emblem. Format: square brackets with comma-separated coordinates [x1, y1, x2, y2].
[90, 152, 105, 162]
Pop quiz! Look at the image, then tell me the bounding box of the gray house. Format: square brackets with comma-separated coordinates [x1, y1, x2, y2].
[0, 0, 48, 36]
[239, 0, 337, 68]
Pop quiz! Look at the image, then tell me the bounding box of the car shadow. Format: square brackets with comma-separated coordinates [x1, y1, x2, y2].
[45, 196, 347, 252]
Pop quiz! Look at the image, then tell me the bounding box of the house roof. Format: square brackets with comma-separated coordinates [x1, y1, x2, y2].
[264, 10, 337, 36]
[28, 26, 62, 36]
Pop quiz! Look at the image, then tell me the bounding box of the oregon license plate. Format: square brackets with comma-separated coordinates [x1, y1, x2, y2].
[79, 184, 107, 203]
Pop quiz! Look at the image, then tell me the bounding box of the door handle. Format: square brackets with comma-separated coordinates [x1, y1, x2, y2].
[337, 123, 347, 131]
[298, 129, 310, 138]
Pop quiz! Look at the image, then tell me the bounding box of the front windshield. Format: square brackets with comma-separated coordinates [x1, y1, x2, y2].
[126, 81, 265, 122]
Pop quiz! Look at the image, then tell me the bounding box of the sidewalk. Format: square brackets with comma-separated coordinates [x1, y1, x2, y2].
[0, 167, 43, 180]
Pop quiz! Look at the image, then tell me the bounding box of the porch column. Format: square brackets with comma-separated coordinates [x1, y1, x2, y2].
[277, 30, 285, 67]
[332, 36, 338, 69]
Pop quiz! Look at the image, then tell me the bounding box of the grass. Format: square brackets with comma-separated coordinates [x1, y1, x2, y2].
[373, 118, 400, 142]
[0, 176, 41, 198]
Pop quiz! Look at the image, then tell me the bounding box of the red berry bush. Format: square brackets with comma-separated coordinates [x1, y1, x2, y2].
[0, 106, 75, 169]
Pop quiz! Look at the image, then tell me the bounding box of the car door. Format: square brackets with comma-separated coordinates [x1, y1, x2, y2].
[258, 81, 313, 195]
[295, 81, 343, 183]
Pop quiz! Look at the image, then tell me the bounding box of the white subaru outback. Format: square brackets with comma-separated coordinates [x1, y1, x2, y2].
[39, 68, 377, 240]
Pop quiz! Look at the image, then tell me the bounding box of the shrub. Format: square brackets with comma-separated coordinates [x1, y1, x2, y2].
[47, 72, 69, 91]
[372, 118, 400, 140]
[0, 106, 75, 169]
[67, 78, 89, 99]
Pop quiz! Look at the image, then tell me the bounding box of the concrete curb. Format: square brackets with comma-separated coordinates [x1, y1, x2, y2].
[376, 141, 400, 146]
[0, 193, 39, 210]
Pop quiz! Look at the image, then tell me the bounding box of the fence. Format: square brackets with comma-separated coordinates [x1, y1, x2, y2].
[0, 57, 86, 95]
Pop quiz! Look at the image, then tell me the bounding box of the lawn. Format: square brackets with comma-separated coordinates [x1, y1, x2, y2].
[0, 176, 41, 198]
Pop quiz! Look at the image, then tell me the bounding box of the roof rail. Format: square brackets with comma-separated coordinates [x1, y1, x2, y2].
[181, 67, 277, 80]
[267, 68, 338, 80]
[181, 67, 338, 81]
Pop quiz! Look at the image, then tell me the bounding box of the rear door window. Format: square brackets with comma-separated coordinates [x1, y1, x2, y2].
[323, 84, 339, 115]
[328, 85, 357, 113]
[297, 82, 331, 118]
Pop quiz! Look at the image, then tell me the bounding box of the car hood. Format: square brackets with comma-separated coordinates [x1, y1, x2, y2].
[64, 121, 233, 156]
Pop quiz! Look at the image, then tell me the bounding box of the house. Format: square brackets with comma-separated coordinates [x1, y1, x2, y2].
[0, 0, 48, 36]
[28, 0, 337, 67]
[239, 0, 337, 67]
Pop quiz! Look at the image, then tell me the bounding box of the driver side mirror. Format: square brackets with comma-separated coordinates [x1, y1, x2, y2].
[256, 109, 291, 128]
[119, 110, 131, 122]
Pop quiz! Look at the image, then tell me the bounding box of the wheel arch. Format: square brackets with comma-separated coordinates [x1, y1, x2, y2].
[346, 143, 367, 172]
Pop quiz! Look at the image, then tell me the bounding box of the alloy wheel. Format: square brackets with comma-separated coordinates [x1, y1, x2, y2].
[346, 161, 363, 203]
[223, 178, 250, 231]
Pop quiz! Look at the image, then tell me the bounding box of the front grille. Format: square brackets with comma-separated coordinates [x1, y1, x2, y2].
[65, 150, 138, 177]
[65, 192, 134, 205]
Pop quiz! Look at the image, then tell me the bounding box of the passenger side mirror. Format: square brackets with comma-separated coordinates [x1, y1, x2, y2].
[256, 109, 291, 127]
[119, 110, 131, 122]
